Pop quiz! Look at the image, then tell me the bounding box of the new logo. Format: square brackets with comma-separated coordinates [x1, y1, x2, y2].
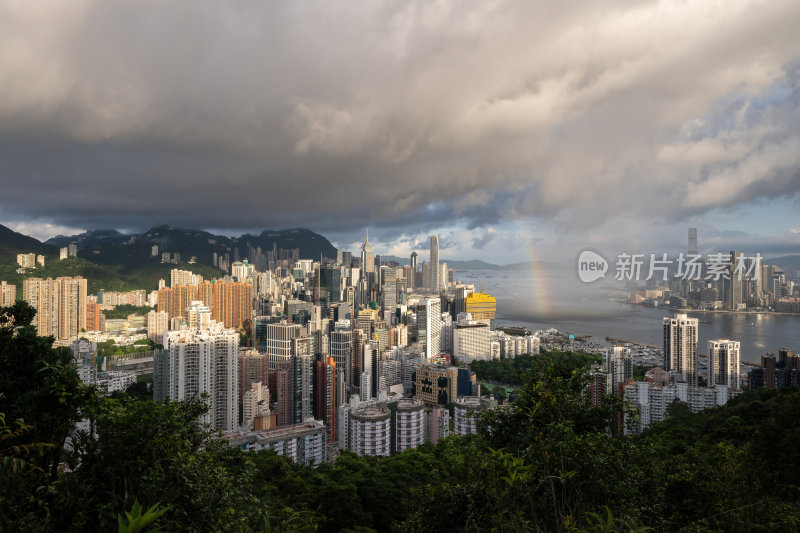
[577, 250, 608, 283]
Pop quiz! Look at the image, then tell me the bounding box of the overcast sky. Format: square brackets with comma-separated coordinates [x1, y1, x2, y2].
[1, 0, 799, 264]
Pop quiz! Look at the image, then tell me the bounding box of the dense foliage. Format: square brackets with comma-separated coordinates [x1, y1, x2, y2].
[2, 301, 800, 531]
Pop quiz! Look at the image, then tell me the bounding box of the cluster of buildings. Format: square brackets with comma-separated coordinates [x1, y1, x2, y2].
[6, 232, 543, 465]
[6, 232, 514, 464]
[590, 314, 745, 434]
[631, 228, 798, 312]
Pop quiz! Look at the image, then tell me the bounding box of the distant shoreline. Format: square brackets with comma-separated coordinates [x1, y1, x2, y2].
[632, 303, 800, 317]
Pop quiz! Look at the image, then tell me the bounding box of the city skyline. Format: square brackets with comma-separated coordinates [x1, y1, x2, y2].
[1, 2, 799, 264]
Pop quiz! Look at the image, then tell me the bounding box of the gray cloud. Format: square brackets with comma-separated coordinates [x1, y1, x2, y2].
[1, 0, 800, 239]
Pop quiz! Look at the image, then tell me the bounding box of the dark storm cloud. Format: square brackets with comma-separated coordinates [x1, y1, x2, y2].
[2, 0, 800, 238]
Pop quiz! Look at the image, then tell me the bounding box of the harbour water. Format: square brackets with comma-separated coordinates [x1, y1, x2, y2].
[460, 269, 800, 364]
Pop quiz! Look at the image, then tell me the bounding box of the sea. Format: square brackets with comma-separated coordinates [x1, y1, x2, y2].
[459, 269, 800, 364]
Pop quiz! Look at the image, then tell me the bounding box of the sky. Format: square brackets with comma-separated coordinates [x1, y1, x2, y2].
[1, 0, 799, 265]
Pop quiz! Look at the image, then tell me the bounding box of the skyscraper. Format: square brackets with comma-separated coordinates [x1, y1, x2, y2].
[164, 323, 239, 431]
[409, 252, 418, 289]
[315, 356, 338, 442]
[663, 313, 698, 387]
[429, 235, 439, 293]
[361, 229, 374, 274]
[417, 298, 442, 360]
[726, 250, 743, 310]
[23, 276, 87, 340]
[688, 228, 698, 256]
[707, 339, 740, 389]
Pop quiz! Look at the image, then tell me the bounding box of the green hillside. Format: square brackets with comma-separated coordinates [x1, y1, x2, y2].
[0, 256, 225, 300]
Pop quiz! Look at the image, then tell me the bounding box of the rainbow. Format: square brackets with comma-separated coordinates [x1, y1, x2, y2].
[525, 237, 552, 317]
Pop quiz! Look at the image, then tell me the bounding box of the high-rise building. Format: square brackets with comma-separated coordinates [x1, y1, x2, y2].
[414, 363, 458, 405]
[242, 381, 270, 430]
[465, 292, 496, 330]
[23, 277, 87, 340]
[454, 396, 483, 436]
[606, 346, 631, 392]
[417, 298, 441, 360]
[0, 281, 15, 306]
[238, 349, 269, 403]
[453, 320, 491, 364]
[331, 328, 352, 390]
[663, 313, 698, 387]
[728, 251, 743, 310]
[163, 323, 239, 431]
[146, 310, 169, 343]
[688, 228, 698, 256]
[86, 301, 102, 332]
[395, 399, 425, 452]
[429, 235, 439, 293]
[707, 339, 740, 389]
[170, 269, 203, 287]
[315, 356, 338, 442]
[349, 406, 391, 457]
[409, 252, 418, 289]
[361, 230, 375, 274]
[290, 336, 314, 424]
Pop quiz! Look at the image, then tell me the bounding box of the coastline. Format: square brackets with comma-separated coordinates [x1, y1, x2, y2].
[631, 303, 799, 316]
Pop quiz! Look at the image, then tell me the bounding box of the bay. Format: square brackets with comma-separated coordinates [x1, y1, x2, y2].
[461, 269, 800, 363]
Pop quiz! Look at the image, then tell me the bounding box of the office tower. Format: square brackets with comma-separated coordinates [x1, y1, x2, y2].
[331, 328, 352, 389]
[361, 229, 375, 274]
[454, 396, 483, 436]
[164, 323, 239, 431]
[688, 228, 697, 256]
[290, 337, 314, 424]
[409, 252, 418, 289]
[417, 298, 441, 360]
[320, 265, 342, 305]
[359, 341, 378, 399]
[395, 399, 425, 452]
[238, 349, 269, 403]
[23, 277, 87, 340]
[266, 322, 300, 373]
[429, 235, 439, 292]
[0, 281, 15, 306]
[349, 406, 391, 457]
[465, 292, 496, 330]
[242, 381, 271, 430]
[453, 320, 491, 364]
[707, 340, 740, 389]
[414, 364, 458, 405]
[453, 286, 468, 319]
[439, 262, 447, 290]
[315, 356, 338, 442]
[663, 313, 699, 387]
[728, 251, 743, 310]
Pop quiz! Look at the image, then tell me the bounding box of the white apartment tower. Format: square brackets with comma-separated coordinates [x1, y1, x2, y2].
[663, 313, 698, 387]
[349, 406, 391, 457]
[417, 298, 442, 360]
[395, 399, 425, 452]
[707, 339, 741, 389]
[164, 323, 239, 431]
